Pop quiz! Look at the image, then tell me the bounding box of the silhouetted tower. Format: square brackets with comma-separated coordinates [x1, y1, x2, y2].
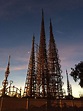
[48, 19, 63, 99]
[2, 56, 10, 96]
[66, 70, 72, 97]
[24, 36, 36, 97]
[36, 11, 49, 97]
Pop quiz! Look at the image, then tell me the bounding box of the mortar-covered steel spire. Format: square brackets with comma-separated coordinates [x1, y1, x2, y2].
[2, 56, 10, 96]
[48, 19, 63, 99]
[5, 55, 10, 79]
[24, 36, 36, 97]
[36, 10, 49, 97]
[66, 70, 70, 95]
[66, 70, 72, 97]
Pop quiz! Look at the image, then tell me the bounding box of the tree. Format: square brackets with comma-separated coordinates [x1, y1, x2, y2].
[70, 61, 83, 88]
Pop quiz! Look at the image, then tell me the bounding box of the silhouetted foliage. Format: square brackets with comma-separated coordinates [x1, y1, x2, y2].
[70, 61, 83, 88]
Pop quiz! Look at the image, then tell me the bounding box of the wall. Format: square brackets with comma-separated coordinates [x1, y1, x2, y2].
[0, 97, 83, 111]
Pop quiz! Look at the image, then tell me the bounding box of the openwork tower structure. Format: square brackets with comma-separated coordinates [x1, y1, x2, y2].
[2, 56, 10, 96]
[36, 11, 49, 97]
[24, 36, 36, 97]
[24, 11, 63, 99]
[48, 20, 63, 98]
[66, 70, 72, 98]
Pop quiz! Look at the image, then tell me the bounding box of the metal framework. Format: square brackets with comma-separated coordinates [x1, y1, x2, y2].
[24, 11, 64, 99]
[0, 56, 21, 97]
[24, 36, 36, 97]
[36, 11, 49, 97]
[47, 20, 63, 99]
[66, 70, 72, 97]
[2, 56, 10, 96]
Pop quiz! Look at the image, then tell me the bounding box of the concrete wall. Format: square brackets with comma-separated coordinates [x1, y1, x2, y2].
[51, 99, 83, 107]
[0, 97, 28, 111]
[0, 97, 83, 111]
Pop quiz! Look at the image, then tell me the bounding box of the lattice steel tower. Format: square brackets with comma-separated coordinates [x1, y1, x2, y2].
[48, 19, 63, 99]
[66, 70, 72, 97]
[36, 11, 49, 97]
[24, 36, 36, 97]
[2, 56, 10, 96]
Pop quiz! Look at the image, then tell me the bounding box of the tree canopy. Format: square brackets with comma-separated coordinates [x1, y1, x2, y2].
[70, 61, 83, 88]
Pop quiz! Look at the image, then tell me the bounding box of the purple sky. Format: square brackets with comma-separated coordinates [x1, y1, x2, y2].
[0, 0, 83, 97]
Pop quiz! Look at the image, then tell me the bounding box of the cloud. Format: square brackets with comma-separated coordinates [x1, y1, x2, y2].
[11, 65, 27, 71]
[59, 44, 83, 61]
[0, 67, 5, 71]
[0, 64, 27, 72]
[57, 43, 83, 74]
[56, 30, 64, 34]
[0, 46, 30, 72]
[0, 41, 82, 73]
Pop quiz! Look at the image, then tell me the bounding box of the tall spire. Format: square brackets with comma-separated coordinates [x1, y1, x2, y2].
[48, 19, 63, 99]
[66, 70, 72, 97]
[2, 56, 10, 96]
[66, 70, 70, 95]
[36, 11, 49, 97]
[5, 55, 10, 79]
[24, 36, 36, 97]
[40, 9, 46, 46]
[42, 9, 44, 21]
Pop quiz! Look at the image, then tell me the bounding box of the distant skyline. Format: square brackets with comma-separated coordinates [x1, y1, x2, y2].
[0, 0, 83, 97]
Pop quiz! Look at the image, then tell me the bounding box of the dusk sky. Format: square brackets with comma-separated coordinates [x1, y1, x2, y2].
[0, 0, 83, 97]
